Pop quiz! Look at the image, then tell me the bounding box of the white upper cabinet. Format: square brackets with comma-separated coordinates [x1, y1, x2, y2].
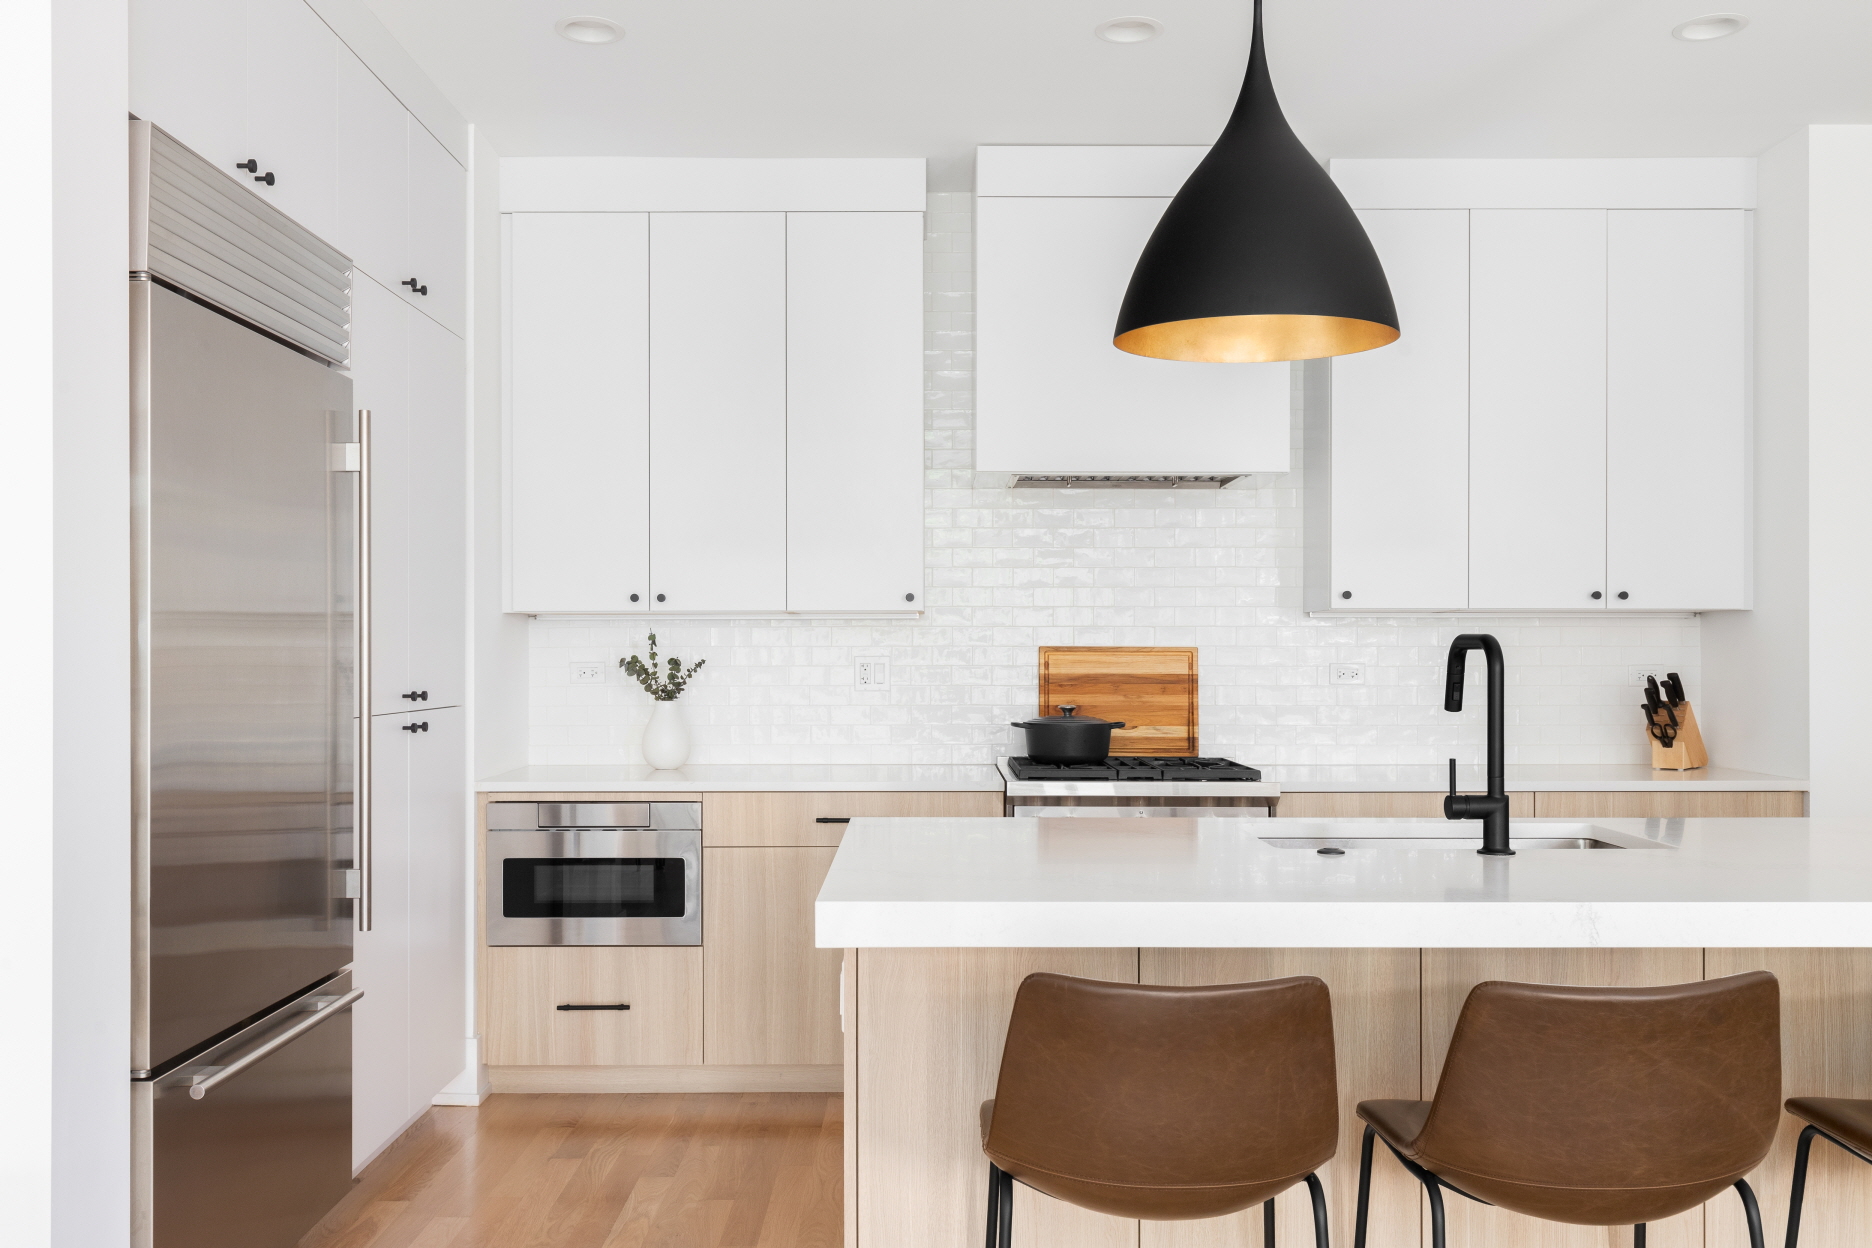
[785, 212, 926, 612]
[405, 125, 469, 336]
[502, 159, 928, 616]
[335, 49, 410, 288]
[506, 212, 651, 613]
[1606, 210, 1750, 611]
[648, 213, 789, 614]
[130, 0, 247, 175]
[1313, 159, 1754, 614]
[243, 0, 337, 241]
[351, 274, 414, 713]
[974, 147, 1290, 476]
[401, 307, 468, 706]
[1468, 209, 1609, 610]
[1317, 210, 1470, 611]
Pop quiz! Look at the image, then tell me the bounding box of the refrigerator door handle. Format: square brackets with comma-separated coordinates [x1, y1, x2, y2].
[179, 989, 365, 1100]
[355, 409, 373, 931]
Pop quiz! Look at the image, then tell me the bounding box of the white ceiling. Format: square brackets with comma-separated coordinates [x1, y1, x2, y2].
[363, 0, 1872, 188]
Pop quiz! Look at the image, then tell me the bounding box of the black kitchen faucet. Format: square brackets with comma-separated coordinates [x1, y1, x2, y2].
[1444, 633, 1514, 855]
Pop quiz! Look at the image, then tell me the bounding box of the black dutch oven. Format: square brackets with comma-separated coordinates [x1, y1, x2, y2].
[1009, 705, 1127, 764]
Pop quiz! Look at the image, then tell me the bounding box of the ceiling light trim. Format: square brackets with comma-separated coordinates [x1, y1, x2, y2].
[1095, 17, 1164, 44]
[1671, 13, 1748, 41]
[555, 15, 625, 44]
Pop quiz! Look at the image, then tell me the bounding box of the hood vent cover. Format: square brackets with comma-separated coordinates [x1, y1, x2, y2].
[1011, 474, 1242, 490]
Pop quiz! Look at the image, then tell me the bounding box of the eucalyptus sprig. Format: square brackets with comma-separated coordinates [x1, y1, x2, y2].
[619, 633, 706, 702]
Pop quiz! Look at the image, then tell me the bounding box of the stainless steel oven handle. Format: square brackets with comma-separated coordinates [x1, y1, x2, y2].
[181, 989, 364, 1100]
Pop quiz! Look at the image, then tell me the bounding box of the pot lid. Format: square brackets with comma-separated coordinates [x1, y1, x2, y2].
[1009, 705, 1125, 728]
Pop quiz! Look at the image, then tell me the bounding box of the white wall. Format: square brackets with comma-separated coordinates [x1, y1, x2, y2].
[525, 192, 1703, 771]
[2, 0, 133, 1242]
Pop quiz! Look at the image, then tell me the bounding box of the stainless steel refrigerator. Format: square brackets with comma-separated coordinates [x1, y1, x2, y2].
[129, 120, 362, 1248]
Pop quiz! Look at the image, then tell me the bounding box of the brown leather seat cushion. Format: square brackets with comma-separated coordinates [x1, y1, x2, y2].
[982, 973, 1339, 1221]
[1787, 1097, 1872, 1156]
[1357, 1099, 1431, 1150]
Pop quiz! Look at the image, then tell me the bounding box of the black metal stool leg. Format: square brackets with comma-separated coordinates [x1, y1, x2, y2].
[1305, 1172, 1329, 1248]
[997, 1165, 1013, 1248]
[1353, 1125, 1375, 1248]
[1425, 1176, 1447, 1248]
[1263, 1197, 1276, 1248]
[1635, 1224, 1645, 1248]
[1736, 1178, 1765, 1248]
[984, 1163, 1002, 1248]
[1786, 1125, 1820, 1248]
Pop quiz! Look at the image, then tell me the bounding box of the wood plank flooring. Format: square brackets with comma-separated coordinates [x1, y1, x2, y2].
[302, 1092, 842, 1248]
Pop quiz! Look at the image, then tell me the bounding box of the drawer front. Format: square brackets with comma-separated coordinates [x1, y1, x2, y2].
[1533, 790, 1805, 818]
[483, 946, 702, 1066]
[702, 790, 1003, 846]
[1276, 792, 1535, 818]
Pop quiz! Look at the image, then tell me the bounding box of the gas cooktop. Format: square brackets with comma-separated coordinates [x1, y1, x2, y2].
[1005, 756, 1264, 782]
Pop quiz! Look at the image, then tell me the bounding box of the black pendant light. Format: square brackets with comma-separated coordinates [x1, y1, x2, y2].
[1114, 0, 1398, 363]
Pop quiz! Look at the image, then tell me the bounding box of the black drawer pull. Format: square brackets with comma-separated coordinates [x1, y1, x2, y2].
[401, 278, 428, 296]
[401, 721, 429, 733]
[557, 1003, 630, 1011]
[815, 817, 851, 824]
[401, 690, 428, 701]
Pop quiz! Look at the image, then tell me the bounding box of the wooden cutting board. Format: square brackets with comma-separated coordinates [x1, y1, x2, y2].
[1036, 647, 1198, 757]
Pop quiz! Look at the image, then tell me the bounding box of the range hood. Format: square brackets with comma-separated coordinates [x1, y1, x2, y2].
[1011, 474, 1243, 490]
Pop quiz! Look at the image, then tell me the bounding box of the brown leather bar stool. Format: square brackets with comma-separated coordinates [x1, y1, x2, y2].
[1782, 1096, 1872, 1246]
[980, 972, 1338, 1248]
[1353, 972, 1780, 1248]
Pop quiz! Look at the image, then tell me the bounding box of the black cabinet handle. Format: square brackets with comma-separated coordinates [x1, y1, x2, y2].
[400, 721, 429, 733]
[1591, 591, 1602, 600]
[629, 593, 640, 603]
[815, 817, 851, 824]
[1340, 590, 1352, 600]
[401, 278, 427, 296]
[235, 159, 258, 173]
[254, 171, 275, 186]
[656, 593, 666, 602]
[905, 592, 916, 602]
[557, 1003, 630, 1011]
[1617, 591, 1630, 600]
[401, 690, 428, 701]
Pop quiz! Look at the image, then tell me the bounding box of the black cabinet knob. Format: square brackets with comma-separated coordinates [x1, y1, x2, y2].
[400, 721, 429, 733]
[235, 159, 258, 173]
[629, 593, 640, 602]
[1591, 591, 1602, 600]
[254, 171, 275, 186]
[904, 592, 915, 602]
[401, 278, 427, 296]
[656, 593, 666, 602]
[401, 690, 428, 701]
[1340, 590, 1352, 600]
[1617, 591, 1630, 600]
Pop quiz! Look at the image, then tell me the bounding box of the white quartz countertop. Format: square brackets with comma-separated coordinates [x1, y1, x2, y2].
[477, 764, 1004, 793]
[814, 816, 1871, 949]
[1268, 764, 1806, 793]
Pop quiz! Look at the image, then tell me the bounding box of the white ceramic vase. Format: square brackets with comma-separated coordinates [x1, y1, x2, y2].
[642, 700, 691, 770]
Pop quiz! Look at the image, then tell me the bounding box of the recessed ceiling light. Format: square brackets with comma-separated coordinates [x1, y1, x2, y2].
[1095, 17, 1164, 44]
[555, 16, 624, 44]
[1672, 13, 1748, 40]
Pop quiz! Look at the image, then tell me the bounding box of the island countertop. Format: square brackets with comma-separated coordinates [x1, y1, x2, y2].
[814, 815, 1872, 949]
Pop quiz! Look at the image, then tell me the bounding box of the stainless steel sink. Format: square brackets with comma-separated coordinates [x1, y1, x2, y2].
[1257, 820, 1668, 851]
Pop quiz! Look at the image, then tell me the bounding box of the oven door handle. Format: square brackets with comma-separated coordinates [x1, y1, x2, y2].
[178, 989, 364, 1100]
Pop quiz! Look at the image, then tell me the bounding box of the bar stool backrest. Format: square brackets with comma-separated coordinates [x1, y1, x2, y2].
[986, 973, 1338, 1190]
[1418, 971, 1780, 1203]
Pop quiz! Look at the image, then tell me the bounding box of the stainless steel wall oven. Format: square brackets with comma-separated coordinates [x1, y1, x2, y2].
[486, 802, 702, 945]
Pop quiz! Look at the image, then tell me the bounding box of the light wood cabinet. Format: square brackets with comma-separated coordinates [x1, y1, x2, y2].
[483, 946, 703, 1066]
[702, 789, 1004, 846]
[703, 847, 842, 1065]
[1533, 791, 1803, 818]
[1276, 791, 1535, 818]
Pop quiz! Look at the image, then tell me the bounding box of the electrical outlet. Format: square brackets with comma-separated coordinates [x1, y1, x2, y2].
[571, 660, 606, 684]
[1331, 664, 1364, 685]
[855, 659, 891, 689]
[1627, 666, 1665, 689]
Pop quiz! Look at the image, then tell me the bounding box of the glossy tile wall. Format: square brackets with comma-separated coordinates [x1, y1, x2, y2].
[528, 192, 1701, 768]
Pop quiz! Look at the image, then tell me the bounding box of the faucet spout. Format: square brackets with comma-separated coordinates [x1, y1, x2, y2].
[1443, 633, 1512, 855]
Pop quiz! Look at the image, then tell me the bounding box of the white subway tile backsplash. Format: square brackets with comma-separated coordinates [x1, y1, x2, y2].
[529, 190, 1700, 769]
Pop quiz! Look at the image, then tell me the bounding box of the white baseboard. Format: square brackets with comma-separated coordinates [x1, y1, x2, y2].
[431, 1036, 491, 1106]
[487, 1063, 842, 1094]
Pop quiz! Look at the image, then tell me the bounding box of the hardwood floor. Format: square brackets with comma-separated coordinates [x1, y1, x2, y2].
[303, 1092, 843, 1248]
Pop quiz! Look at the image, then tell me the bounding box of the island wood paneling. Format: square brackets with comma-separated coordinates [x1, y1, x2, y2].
[702, 789, 1002, 846]
[1138, 949, 1423, 1248]
[1277, 791, 1534, 818]
[1038, 646, 1198, 756]
[844, 950, 860, 1248]
[1704, 949, 1872, 1248]
[855, 948, 1141, 1248]
[703, 845, 842, 1065]
[1419, 949, 1706, 1248]
[1533, 791, 1805, 818]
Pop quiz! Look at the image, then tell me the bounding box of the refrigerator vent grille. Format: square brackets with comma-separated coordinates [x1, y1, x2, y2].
[131, 122, 352, 366]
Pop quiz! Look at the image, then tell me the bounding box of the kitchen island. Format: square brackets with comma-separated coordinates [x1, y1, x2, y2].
[819, 816, 1872, 1248]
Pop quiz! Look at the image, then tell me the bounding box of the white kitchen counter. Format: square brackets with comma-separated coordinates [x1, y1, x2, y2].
[815, 815, 1870, 949]
[1268, 763, 1806, 792]
[477, 763, 1003, 793]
